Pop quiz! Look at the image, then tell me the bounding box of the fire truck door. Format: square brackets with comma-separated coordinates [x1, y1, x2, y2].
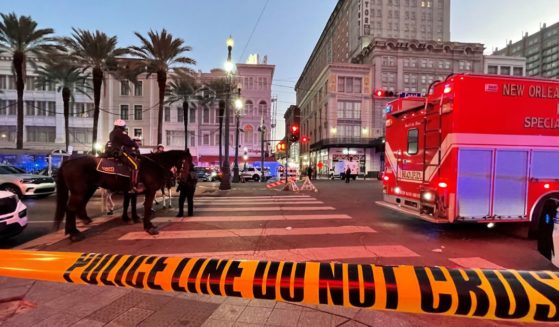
[457, 149, 492, 219]
[493, 150, 528, 218]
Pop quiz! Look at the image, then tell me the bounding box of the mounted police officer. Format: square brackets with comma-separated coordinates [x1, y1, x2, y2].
[108, 119, 144, 193]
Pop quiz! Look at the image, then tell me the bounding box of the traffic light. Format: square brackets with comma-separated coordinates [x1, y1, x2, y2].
[374, 89, 395, 97]
[301, 136, 310, 143]
[289, 124, 300, 142]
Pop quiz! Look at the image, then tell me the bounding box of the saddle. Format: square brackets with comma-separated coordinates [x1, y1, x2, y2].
[96, 157, 132, 178]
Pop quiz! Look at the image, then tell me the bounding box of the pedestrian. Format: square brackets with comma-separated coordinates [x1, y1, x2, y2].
[176, 159, 197, 217]
[306, 166, 312, 179]
[345, 166, 351, 183]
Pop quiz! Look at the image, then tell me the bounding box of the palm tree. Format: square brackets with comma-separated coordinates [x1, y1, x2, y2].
[57, 28, 128, 152]
[0, 13, 54, 149]
[166, 73, 198, 151]
[129, 29, 195, 145]
[35, 57, 90, 152]
[206, 78, 231, 166]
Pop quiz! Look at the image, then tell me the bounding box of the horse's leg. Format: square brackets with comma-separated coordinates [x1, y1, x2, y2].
[131, 193, 140, 223]
[143, 190, 158, 235]
[168, 188, 173, 208]
[77, 187, 96, 225]
[66, 194, 85, 242]
[122, 192, 131, 222]
[176, 187, 185, 217]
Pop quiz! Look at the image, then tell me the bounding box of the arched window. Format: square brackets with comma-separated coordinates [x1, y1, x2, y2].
[245, 100, 253, 116]
[258, 101, 267, 117]
[244, 125, 254, 144]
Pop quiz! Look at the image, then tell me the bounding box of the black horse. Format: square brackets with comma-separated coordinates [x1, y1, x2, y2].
[54, 150, 192, 241]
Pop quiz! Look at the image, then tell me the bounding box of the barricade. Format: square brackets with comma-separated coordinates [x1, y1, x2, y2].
[266, 179, 287, 189]
[0, 249, 558, 323]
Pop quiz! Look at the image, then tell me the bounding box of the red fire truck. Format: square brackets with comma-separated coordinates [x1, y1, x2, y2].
[379, 74, 559, 234]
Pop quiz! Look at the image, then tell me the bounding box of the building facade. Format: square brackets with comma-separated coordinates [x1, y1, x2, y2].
[0, 55, 275, 169]
[0, 55, 94, 152]
[350, 0, 451, 57]
[494, 21, 559, 78]
[483, 55, 526, 76]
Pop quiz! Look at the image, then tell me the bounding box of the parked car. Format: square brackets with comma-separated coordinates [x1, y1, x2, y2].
[0, 190, 28, 239]
[241, 167, 271, 182]
[193, 167, 220, 182]
[0, 165, 56, 198]
[37, 167, 60, 179]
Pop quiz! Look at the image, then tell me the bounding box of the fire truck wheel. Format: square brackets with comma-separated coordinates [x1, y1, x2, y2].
[530, 193, 559, 240]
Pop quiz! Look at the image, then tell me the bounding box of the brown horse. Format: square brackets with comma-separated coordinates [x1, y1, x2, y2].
[54, 150, 192, 241]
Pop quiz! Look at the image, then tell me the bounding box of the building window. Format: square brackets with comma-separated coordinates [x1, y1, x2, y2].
[7, 100, 16, 115]
[189, 132, 195, 147]
[0, 75, 6, 89]
[120, 105, 129, 120]
[203, 107, 209, 124]
[337, 101, 361, 120]
[164, 106, 170, 122]
[26, 126, 56, 143]
[500, 66, 511, 75]
[407, 128, 418, 155]
[215, 109, 220, 124]
[488, 65, 498, 74]
[134, 128, 142, 138]
[513, 67, 524, 76]
[245, 100, 253, 116]
[258, 101, 267, 117]
[25, 101, 34, 116]
[134, 105, 143, 120]
[337, 77, 362, 94]
[202, 133, 210, 145]
[177, 107, 184, 122]
[244, 125, 254, 144]
[36, 101, 47, 116]
[120, 80, 130, 96]
[189, 107, 196, 123]
[134, 81, 143, 96]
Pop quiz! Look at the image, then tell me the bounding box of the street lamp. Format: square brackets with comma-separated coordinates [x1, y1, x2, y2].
[220, 35, 235, 190]
[232, 96, 244, 183]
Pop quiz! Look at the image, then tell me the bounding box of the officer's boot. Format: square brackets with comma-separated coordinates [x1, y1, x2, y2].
[132, 169, 145, 193]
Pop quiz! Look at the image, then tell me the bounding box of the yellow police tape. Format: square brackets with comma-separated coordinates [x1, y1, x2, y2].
[0, 250, 557, 322]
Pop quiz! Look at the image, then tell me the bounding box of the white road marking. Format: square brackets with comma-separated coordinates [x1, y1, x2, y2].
[152, 214, 352, 223]
[195, 206, 335, 212]
[118, 225, 376, 240]
[449, 257, 505, 269]
[193, 201, 323, 205]
[152, 245, 419, 261]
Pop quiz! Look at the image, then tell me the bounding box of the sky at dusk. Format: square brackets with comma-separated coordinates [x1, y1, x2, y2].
[1, 0, 558, 137]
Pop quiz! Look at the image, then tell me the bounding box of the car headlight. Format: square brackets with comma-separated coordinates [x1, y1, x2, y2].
[18, 209, 27, 218]
[211, 172, 217, 177]
[20, 178, 36, 184]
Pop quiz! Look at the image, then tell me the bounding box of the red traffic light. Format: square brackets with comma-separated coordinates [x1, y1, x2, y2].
[291, 125, 299, 133]
[375, 90, 384, 97]
[301, 136, 310, 143]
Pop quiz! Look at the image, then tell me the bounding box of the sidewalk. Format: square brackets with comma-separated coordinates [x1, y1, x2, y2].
[0, 182, 543, 327]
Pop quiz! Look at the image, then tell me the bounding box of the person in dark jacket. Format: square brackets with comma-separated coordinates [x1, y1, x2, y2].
[176, 160, 197, 217]
[345, 166, 351, 183]
[108, 119, 144, 193]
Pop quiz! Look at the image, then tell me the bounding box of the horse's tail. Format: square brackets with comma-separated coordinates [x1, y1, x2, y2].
[54, 165, 68, 230]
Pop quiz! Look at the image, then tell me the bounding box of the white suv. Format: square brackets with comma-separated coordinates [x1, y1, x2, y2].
[0, 165, 56, 198]
[0, 190, 28, 239]
[241, 167, 271, 182]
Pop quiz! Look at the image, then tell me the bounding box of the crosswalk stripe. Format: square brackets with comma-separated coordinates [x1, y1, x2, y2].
[196, 195, 312, 200]
[193, 201, 323, 206]
[153, 245, 419, 261]
[449, 257, 504, 269]
[194, 206, 335, 211]
[194, 198, 319, 203]
[152, 214, 352, 223]
[118, 225, 376, 240]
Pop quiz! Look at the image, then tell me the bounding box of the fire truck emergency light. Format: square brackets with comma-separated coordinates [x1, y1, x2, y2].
[443, 84, 453, 94]
[438, 182, 448, 188]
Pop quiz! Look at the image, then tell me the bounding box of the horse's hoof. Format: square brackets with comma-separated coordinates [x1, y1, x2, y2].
[80, 217, 92, 225]
[145, 227, 159, 235]
[69, 233, 85, 242]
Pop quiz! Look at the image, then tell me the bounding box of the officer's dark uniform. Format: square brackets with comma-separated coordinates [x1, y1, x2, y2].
[108, 126, 142, 192]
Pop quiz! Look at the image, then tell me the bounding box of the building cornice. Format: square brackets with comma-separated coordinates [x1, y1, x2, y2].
[351, 38, 485, 63]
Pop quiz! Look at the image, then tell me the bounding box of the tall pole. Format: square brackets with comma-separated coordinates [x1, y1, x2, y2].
[260, 126, 265, 183]
[232, 113, 240, 183]
[219, 36, 234, 190]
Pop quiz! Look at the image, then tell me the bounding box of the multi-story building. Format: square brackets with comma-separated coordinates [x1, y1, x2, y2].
[0, 55, 274, 169]
[0, 55, 94, 152]
[494, 21, 559, 78]
[483, 55, 526, 76]
[350, 0, 451, 57]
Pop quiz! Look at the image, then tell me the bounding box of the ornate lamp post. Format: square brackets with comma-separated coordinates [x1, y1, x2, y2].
[232, 97, 243, 183]
[219, 35, 235, 190]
